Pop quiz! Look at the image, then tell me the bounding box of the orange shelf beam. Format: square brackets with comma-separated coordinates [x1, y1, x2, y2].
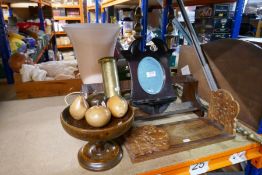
[55, 31, 66, 35]
[172, 0, 236, 7]
[99, 0, 237, 9]
[52, 0, 84, 22]
[57, 44, 73, 49]
[102, 0, 131, 8]
[79, 0, 84, 23]
[1, 4, 8, 8]
[30, 0, 51, 6]
[53, 16, 81, 21]
[42, 0, 51, 6]
[87, 5, 95, 10]
[30, 0, 40, 4]
[52, 4, 80, 8]
[139, 144, 262, 175]
[252, 147, 262, 168]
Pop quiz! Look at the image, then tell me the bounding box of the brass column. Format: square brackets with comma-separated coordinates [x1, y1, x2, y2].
[99, 57, 120, 98]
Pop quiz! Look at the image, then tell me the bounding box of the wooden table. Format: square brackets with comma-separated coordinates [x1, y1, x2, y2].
[0, 96, 260, 175]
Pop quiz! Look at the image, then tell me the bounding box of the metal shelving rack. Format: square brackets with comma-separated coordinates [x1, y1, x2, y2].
[86, 4, 95, 23]
[91, 0, 262, 174]
[0, 0, 56, 84]
[86, 0, 109, 24]
[231, 0, 245, 38]
[0, 0, 83, 83]
[96, 0, 245, 49]
[52, 0, 84, 49]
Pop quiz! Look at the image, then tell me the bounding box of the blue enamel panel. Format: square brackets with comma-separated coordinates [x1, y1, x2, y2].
[137, 56, 165, 95]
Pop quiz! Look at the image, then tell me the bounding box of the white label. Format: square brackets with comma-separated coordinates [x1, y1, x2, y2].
[181, 65, 191, 75]
[101, 101, 107, 107]
[183, 139, 191, 143]
[189, 161, 209, 175]
[146, 71, 156, 78]
[229, 151, 247, 164]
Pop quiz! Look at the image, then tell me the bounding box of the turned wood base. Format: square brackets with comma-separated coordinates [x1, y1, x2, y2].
[78, 141, 123, 171]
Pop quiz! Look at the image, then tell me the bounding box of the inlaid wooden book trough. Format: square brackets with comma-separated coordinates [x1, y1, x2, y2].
[124, 89, 240, 163]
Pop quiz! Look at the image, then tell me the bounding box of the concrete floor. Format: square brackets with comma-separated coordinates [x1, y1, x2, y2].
[0, 81, 84, 174]
[0, 82, 16, 101]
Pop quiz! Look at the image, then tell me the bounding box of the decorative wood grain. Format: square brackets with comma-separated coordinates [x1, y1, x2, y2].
[125, 118, 235, 163]
[208, 89, 240, 135]
[125, 125, 170, 159]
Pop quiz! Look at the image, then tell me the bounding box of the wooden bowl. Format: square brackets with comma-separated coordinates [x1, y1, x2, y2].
[61, 105, 134, 141]
[60, 105, 134, 171]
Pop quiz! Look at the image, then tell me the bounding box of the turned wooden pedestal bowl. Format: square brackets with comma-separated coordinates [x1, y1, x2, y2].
[60, 106, 134, 171]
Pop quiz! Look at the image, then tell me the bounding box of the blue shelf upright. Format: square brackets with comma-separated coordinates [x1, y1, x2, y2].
[8, 3, 12, 17]
[37, 1, 50, 61]
[0, 7, 14, 84]
[258, 120, 262, 134]
[101, 8, 106, 23]
[95, 0, 100, 23]
[231, 8, 262, 174]
[161, 0, 172, 41]
[141, 0, 148, 51]
[87, 11, 91, 23]
[245, 163, 262, 175]
[38, 2, 45, 31]
[231, 0, 245, 38]
[245, 120, 262, 175]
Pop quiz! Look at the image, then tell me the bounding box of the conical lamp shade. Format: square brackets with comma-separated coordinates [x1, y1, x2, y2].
[63, 23, 121, 84]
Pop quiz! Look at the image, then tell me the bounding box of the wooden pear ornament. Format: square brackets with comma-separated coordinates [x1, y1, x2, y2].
[69, 96, 89, 120]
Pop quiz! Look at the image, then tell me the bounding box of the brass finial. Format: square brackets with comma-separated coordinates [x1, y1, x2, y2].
[134, 6, 143, 39]
[165, 7, 175, 49]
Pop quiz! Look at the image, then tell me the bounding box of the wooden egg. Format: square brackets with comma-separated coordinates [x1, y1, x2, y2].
[107, 95, 128, 118]
[85, 106, 111, 127]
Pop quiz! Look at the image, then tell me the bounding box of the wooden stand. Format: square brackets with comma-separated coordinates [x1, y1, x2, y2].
[125, 117, 235, 163]
[60, 106, 134, 171]
[124, 89, 240, 163]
